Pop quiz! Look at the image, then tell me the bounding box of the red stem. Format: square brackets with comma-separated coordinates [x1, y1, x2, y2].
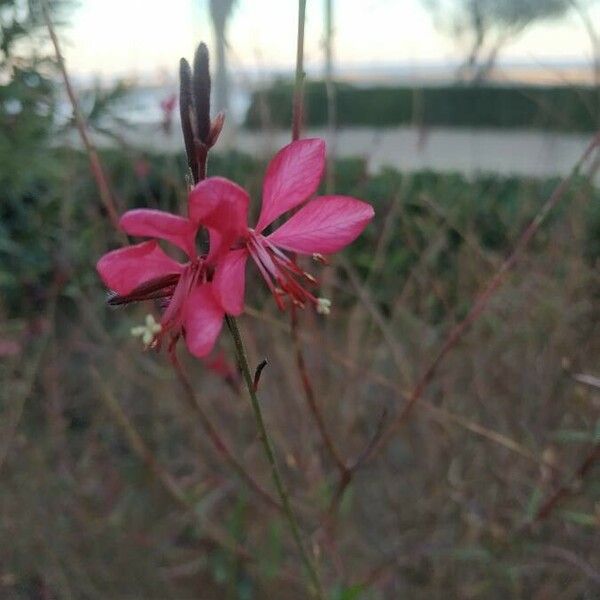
[357, 131, 600, 468]
[170, 350, 283, 513]
[42, 0, 122, 231]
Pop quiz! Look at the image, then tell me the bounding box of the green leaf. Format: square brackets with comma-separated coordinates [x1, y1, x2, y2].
[525, 486, 543, 520]
[559, 510, 598, 527]
[549, 430, 595, 444]
[331, 584, 366, 600]
[449, 546, 493, 562]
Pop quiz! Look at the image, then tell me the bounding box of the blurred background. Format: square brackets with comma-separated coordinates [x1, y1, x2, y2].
[1, 0, 600, 598]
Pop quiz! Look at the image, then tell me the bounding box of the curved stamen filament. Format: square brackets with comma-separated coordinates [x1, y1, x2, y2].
[247, 233, 319, 310]
[159, 258, 205, 341]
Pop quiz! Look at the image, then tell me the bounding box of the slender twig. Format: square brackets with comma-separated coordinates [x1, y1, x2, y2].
[326, 408, 387, 516]
[324, 0, 336, 194]
[253, 359, 268, 392]
[291, 0, 307, 142]
[288, 0, 348, 480]
[571, 372, 600, 390]
[172, 44, 285, 512]
[540, 545, 600, 585]
[359, 131, 600, 467]
[169, 350, 282, 512]
[242, 311, 564, 477]
[0, 297, 55, 474]
[523, 442, 600, 530]
[91, 367, 250, 560]
[41, 0, 121, 231]
[291, 309, 349, 476]
[226, 316, 325, 600]
[338, 254, 412, 386]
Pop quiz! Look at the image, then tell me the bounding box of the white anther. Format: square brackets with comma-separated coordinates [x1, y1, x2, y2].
[131, 314, 162, 347]
[316, 297, 332, 315]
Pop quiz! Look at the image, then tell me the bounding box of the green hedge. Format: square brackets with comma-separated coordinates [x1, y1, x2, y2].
[4, 144, 600, 320]
[244, 81, 600, 131]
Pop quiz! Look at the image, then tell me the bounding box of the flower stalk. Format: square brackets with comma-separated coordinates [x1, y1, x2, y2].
[292, 0, 307, 141]
[41, 0, 122, 232]
[288, 0, 350, 486]
[226, 316, 325, 600]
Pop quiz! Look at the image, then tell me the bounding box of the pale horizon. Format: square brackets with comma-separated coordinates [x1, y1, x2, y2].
[61, 0, 600, 85]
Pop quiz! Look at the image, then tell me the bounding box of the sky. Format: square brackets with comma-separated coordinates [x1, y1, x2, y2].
[61, 0, 599, 83]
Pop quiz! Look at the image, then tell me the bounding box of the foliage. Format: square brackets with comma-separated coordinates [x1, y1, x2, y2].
[2, 141, 599, 597]
[0, 0, 67, 194]
[245, 80, 600, 131]
[422, 0, 576, 81]
[4, 145, 600, 319]
[1, 7, 599, 588]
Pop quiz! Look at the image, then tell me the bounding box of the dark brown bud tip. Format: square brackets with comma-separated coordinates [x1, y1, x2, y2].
[193, 42, 211, 143]
[179, 58, 197, 181]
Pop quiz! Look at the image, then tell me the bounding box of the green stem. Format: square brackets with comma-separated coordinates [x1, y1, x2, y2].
[292, 0, 307, 141]
[226, 316, 324, 599]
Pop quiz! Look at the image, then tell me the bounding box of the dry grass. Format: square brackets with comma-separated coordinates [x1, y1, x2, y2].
[1, 140, 599, 598]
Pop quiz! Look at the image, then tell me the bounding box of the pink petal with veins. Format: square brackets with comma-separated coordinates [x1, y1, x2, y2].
[120, 209, 197, 258]
[213, 249, 248, 316]
[188, 177, 249, 260]
[267, 196, 374, 255]
[183, 284, 224, 358]
[256, 138, 325, 232]
[96, 240, 184, 296]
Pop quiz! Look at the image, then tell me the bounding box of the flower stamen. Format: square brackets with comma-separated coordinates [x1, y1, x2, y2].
[131, 314, 162, 348]
[246, 231, 321, 311]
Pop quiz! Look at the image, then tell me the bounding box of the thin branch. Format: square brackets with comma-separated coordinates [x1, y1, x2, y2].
[292, 0, 307, 142]
[226, 316, 325, 600]
[91, 367, 250, 561]
[41, 0, 122, 231]
[253, 359, 268, 392]
[291, 309, 349, 476]
[571, 372, 600, 390]
[338, 254, 412, 386]
[327, 408, 387, 516]
[524, 442, 600, 530]
[359, 131, 600, 467]
[169, 350, 283, 512]
[288, 0, 348, 481]
[0, 297, 55, 474]
[323, 0, 336, 194]
[244, 307, 564, 477]
[540, 545, 600, 585]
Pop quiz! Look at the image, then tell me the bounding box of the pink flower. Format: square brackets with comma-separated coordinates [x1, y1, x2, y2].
[96, 138, 373, 358]
[191, 138, 374, 313]
[96, 184, 244, 358]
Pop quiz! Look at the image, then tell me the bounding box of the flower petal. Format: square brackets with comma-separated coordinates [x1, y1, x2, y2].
[120, 209, 197, 258]
[267, 196, 374, 255]
[188, 177, 249, 260]
[96, 241, 184, 295]
[256, 138, 326, 232]
[213, 249, 248, 316]
[183, 284, 224, 358]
